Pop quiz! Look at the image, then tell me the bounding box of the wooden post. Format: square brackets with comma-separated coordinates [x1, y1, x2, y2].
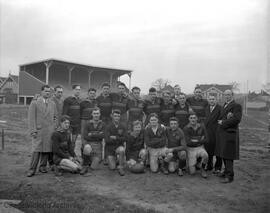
[1, 128, 4, 150]
[67, 65, 75, 85]
[44, 61, 53, 84]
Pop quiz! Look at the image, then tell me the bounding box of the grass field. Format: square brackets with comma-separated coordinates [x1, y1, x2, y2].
[0, 105, 269, 213]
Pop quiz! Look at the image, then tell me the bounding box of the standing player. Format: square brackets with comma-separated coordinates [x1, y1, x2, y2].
[165, 117, 187, 176]
[104, 109, 127, 176]
[127, 86, 145, 130]
[80, 108, 105, 175]
[187, 86, 208, 123]
[111, 82, 130, 125]
[143, 87, 163, 124]
[204, 95, 222, 172]
[80, 88, 98, 140]
[175, 93, 190, 129]
[173, 84, 181, 100]
[51, 85, 64, 126]
[62, 84, 82, 158]
[183, 113, 208, 178]
[160, 90, 175, 126]
[96, 83, 113, 124]
[144, 113, 168, 174]
[126, 120, 147, 173]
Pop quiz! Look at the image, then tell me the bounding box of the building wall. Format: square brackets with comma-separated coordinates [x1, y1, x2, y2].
[19, 71, 45, 96]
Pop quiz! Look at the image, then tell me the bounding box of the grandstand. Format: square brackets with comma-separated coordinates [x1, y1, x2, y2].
[18, 58, 132, 104]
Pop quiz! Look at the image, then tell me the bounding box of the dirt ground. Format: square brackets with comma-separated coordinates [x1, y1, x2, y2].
[0, 105, 269, 213]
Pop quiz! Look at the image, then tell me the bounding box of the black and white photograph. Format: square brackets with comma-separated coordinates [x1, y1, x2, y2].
[0, 0, 269, 212]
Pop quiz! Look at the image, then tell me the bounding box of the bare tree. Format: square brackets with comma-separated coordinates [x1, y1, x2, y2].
[151, 78, 172, 91]
[229, 81, 240, 92]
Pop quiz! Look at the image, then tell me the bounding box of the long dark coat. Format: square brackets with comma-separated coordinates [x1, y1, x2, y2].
[215, 100, 242, 160]
[204, 104, 221, 156]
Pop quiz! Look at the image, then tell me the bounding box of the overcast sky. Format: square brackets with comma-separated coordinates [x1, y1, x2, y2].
[0, 0, 269, 93]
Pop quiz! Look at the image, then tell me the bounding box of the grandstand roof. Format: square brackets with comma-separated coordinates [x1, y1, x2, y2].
[19, 58, 132, 75]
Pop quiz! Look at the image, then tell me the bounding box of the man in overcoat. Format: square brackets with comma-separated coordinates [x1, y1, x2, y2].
[204, 95, 222, 172]
[216, 89, 242, 183]
[27, 85, 57, 177]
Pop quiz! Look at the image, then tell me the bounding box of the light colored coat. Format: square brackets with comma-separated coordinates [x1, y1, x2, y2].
[28, 96, 57, 152]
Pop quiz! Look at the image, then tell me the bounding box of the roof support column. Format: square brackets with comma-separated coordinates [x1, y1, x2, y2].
[44, 61, 53, 84]
[109, 72, 114, 87]
[127, 73, 132, 91]
[67, 65, 75, 86]
[88, 69, 94, 88]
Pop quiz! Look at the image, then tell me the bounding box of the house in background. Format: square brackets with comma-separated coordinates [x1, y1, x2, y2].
[0, 74, 19, 104]
[0, 77, 7, 85]
[197, 84, 232, 102]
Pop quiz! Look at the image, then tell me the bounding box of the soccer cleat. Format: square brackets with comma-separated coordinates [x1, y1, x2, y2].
[177, 168, 184, 176]
[54, 166, 63, 176]
[27, 170, 35, 177]
[118, 168, 125, 176]
[160, 166, 169, 175]
[201, 169, 208, 178]
[80, 166, 88, 175]
[220, 177, 234, 183]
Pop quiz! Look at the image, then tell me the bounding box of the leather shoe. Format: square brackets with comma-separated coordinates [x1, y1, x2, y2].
[27, 170, 35, 177]
[220, 177, 234, 183]
[39, 167, 47, 173]
[217, 172, 226, 178]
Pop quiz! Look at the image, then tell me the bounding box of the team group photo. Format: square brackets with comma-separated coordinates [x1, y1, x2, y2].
[0, 0, 269, 212]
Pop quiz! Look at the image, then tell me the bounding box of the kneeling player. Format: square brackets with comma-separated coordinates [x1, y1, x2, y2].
[144, 113, 169, 174]
[80, 108, 105, 175]
[105, 109, 127, 176]
[126, 120, 147, 173]
[52, 115, 82, 176]
[183, 113, 208, 178]
[165, 117, 187, 176]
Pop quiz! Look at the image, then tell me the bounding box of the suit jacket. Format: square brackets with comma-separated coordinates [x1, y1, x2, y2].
[28, 96, 57, 152]
[215, 100, 242, 160]
[204, 104, 221, 155]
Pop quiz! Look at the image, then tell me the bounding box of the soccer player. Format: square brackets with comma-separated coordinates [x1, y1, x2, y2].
[160, 90, 175, 126]
[187, 86, 208, 123]
[51, 85, 64, 126]
[183, 113, 208, 178]
[126, 120, 147, 173]
[96, 83, 113, 124]
[144, 113, 168, 174]
[175, 93, 190, 129]
[127, 86, 145, 130]
[80, 88, 98, 138]
[143, 87, 163, 124]
[62, 84, 82, 155]
[173, 84, 181, 100]
[165, 117, 187, 176]
[111, 82, 130, 125]
[104, 109, 127, 176]
[52, 115, 82, 176]
[80, 108, 105, 175]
